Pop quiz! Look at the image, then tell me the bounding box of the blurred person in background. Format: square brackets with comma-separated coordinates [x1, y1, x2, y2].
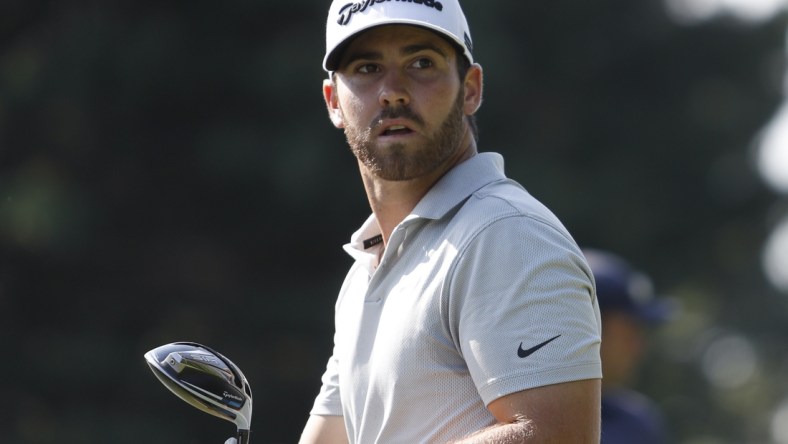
[583, 248, 676, 444]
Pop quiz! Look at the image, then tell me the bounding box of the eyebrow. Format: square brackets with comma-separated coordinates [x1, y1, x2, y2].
[402, 43, 448, 58]
[342, 42, 449, 67]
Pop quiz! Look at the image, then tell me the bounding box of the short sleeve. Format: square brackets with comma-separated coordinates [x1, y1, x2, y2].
[309, 350, 343, 416]
[447, 214, 602, 406]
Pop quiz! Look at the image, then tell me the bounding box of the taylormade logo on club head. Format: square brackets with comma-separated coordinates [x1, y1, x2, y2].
[337, 0, 444, 26]
[224, 391, 244, 402]
[189, 353, 221, 364]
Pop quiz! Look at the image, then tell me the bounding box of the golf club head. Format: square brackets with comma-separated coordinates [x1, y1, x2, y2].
[144, 342, 253, 434]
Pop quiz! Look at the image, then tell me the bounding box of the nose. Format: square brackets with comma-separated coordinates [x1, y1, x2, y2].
[379, 70, 410, 107]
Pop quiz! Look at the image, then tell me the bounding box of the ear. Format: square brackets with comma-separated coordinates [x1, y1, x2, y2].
[323, 78, 345, 129]
[462, 64, 484, 116]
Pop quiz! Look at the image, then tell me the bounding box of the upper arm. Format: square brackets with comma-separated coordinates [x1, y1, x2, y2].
[487, 379, 601, 443]
[450, 216, 602, 407]
[298, 415, 349, 444]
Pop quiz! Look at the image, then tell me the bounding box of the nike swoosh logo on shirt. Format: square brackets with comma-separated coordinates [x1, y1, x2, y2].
[517, 335, 562, 358]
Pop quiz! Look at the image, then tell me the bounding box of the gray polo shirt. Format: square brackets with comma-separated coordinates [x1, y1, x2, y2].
[310, 152, 602, 443]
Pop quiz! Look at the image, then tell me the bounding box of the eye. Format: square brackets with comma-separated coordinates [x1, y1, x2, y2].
[410, 57, 434, 69]
[357, 63, 381, 74]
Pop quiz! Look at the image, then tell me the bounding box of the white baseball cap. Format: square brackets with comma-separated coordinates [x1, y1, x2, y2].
[323, 0, 474, 72]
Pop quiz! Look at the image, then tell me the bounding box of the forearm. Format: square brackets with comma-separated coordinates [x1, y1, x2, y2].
[299, 415, 349, 444]
[450, 419, 535, 444]
[453, 380, 601, 444]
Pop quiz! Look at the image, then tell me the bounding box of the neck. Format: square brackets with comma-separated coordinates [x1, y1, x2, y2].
[361, 132, 477, 245]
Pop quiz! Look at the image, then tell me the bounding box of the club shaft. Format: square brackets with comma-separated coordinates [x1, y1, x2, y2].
[237, 429, 250, 444]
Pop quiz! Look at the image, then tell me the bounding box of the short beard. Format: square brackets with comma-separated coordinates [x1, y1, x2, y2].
[344, 88, 466, 181]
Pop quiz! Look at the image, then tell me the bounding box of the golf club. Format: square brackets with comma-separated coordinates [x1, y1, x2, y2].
[144, 342, 253, 444]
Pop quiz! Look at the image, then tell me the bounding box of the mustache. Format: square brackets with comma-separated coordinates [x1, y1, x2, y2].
[370, 106, 425, 130]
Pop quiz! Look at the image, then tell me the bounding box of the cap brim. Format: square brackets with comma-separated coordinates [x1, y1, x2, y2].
[323, 20, 472, 71]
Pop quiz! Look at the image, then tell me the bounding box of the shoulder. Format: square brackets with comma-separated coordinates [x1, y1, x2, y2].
[443, 178, 596, 317]
[466, 177, 571, 236]
[446, 177, 579, 257]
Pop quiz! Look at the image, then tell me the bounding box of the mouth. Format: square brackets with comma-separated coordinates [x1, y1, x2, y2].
[382, 125, 414, 136]
[377, 119, 419, 139]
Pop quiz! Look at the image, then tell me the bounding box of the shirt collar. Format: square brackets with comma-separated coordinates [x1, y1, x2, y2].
[343, 213, 384, 273]
[343, 152, 507, 267]
[411, 152, 506, 221]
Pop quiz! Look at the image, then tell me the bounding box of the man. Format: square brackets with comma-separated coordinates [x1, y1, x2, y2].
[582, 248, 675, 444]
[299, 1, 602, 442]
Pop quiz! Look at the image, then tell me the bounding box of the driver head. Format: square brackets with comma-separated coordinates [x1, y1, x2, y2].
[145, 342, 253, 431]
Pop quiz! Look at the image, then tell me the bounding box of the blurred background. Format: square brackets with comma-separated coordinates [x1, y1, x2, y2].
[1, 0, 787, 442]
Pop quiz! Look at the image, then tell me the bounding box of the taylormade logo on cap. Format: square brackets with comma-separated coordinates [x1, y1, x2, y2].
[337, 0, 444, 26]
[323, 0, 473, 71]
